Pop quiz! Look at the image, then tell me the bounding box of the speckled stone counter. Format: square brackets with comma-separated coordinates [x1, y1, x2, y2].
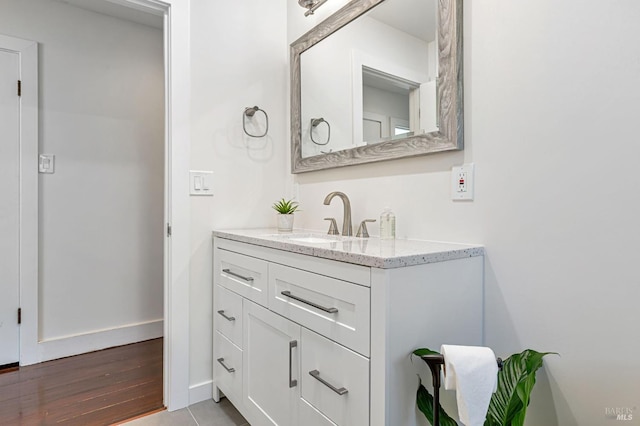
[212, 228, 484, 269]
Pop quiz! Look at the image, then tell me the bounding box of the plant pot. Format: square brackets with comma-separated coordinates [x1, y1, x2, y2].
[277, 214, 294, 233]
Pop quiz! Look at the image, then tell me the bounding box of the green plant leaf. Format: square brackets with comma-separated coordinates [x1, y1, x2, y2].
[413, 348, 441, 357]
[272, 198, 300, 214]
[417, 380, 458, 426]
[484, 350, 556, 426]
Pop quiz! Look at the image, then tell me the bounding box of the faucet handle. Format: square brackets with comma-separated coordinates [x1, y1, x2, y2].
[356, 219, 376, 238]
[324, 218, 339, 235]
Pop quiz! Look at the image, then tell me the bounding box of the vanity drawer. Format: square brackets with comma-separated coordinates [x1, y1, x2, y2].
[268, 263, 370, 356]
[215, 285, 243, 348]
[214, 331, 242, 402]
[301, 328, 369, 426]
[217, 249, 268, 307]
[299, 398, 338, 426]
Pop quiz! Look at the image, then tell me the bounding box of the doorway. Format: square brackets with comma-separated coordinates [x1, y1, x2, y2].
[1, 0, 191, 411]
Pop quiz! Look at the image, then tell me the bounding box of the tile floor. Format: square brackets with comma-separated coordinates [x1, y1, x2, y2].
[121, 398, 249, 426]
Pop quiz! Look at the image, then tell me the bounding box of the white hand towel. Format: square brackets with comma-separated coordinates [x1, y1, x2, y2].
[441, 344, 499, 426]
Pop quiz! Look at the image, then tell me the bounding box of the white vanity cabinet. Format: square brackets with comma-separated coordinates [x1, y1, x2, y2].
[213, 231, 484, 426]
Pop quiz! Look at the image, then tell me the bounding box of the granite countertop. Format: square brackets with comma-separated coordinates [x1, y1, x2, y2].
[213, 228, 484, 269]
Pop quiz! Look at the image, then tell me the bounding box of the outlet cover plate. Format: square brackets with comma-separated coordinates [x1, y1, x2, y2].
[451, 163, 474, 200]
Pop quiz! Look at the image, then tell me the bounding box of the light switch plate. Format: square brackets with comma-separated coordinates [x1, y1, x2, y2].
[190, 170, 213, 196]
[39, 154, 55, 174]
[451, 163, 475, 200]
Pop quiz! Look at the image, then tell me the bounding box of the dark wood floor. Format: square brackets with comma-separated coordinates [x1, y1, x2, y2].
[0, 338, 163, 425]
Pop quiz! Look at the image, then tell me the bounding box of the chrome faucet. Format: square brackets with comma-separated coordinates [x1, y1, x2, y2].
[323, 191, 352, 236]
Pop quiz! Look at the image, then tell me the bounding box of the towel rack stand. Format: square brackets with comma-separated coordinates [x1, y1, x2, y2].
[420, 354, 503, 426]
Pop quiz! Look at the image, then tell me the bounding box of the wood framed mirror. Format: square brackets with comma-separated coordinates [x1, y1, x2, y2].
[290, 0, 463, 173]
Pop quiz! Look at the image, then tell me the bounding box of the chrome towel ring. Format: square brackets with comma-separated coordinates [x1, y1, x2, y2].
[243, 106, 269, 138]
[310, 117, 330, 145]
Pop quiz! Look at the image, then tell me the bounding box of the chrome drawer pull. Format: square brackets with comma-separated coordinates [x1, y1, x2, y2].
[309, 370, 348, 395]
[217, 310, 235, 322]
[289, 340, 298, 388]
[222, 268, 254, 283]
[280, 291, 338, 314]
[217, 357, 235, 373]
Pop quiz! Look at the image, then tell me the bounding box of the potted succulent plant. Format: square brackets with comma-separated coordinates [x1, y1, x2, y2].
[272, 198, 300, 233]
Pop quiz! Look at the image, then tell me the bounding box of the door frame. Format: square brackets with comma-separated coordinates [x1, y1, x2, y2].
[0, 33, 38, 369]
[12, 0, 192, 411]
[0, 35, 35, 368]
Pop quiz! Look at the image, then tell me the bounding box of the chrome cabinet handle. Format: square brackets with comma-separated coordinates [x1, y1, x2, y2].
[289, 340, 298, 388]
[217, 310, 235, 322]
[222, 268, 254, 283]
[217, 357, 235, 373]
[280, 291, 338, 314]
[309, 370, 348, 395]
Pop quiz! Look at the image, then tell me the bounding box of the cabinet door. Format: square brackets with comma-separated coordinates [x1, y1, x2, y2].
[243, 300, 300, 426]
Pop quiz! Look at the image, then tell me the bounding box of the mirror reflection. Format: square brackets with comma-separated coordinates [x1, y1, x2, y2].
[300, 0, 437, 158]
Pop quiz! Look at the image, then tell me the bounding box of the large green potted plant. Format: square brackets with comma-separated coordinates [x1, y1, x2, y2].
[272, 198, 300, 232]
[412, 348, 555, 426]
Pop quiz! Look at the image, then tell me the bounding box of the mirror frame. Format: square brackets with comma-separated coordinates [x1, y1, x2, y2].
[291, 0, 463, 173]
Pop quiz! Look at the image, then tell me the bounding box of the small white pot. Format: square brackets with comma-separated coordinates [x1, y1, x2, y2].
[277, 214, 294, 233]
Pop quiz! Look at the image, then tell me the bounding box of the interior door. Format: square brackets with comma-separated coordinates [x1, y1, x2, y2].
[0, 48, 20, 367]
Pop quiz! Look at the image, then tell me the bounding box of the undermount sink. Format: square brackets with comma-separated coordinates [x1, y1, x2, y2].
[288, 236, 336, 244]
[261, 232, 345, 244]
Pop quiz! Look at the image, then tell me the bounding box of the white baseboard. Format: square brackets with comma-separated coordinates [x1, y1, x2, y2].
[32, 319, 163, 364]
[189, 380, 213, 405]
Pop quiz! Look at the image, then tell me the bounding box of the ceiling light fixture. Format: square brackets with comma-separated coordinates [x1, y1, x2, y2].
[298, 0, 328, 17]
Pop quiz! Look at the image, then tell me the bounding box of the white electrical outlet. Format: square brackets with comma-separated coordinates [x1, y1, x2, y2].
[451, 163, 475, 200]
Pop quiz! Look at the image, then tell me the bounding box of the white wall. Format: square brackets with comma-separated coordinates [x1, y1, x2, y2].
[0, 0, 163, 348]
[289, 1, 640, 425]
[363, 85, 409, 125]
[188, 0, 288, 400]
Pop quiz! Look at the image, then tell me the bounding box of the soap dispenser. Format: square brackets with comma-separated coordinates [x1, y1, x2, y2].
[380, 207, 396, 239]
